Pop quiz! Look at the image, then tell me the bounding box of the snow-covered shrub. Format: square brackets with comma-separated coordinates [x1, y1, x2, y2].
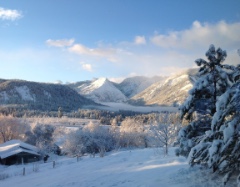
[0, 173, 9, 180]
[63, 122, 115, 157]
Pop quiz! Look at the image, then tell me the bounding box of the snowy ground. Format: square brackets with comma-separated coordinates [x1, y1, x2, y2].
[96, 102, 178, 113]
[0, 148, 235, 187]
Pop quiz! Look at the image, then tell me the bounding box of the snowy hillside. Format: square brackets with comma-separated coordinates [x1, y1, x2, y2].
[116, 76, 164, 98]
[72, 78, 127, 103]
[0, 79, 96, 112]
[130, 69, 198, 106]
[0, 147, 233, 187]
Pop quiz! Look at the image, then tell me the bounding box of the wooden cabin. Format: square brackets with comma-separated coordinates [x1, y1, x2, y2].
[0, 140, 40, 165]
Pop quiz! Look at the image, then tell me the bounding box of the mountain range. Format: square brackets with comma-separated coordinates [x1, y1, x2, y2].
[69, 69, 198, 106]
[0, 69, 198, 112]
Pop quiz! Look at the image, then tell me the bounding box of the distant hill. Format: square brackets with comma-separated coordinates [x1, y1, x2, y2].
[129, 69, 198, 106]
[68, 78, 127, 103]
[0, 79, 97, 112]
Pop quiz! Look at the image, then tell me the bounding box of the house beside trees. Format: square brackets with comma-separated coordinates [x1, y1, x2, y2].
[0, 139, 40, 165]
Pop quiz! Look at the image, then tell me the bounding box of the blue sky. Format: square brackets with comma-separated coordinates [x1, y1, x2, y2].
[0, 0, 240, 83]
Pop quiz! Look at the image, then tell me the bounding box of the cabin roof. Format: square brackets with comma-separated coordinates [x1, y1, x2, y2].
[0, 140, 39, 159]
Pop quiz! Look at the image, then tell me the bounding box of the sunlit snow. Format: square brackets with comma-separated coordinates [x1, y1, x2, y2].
[0, 148, 230, 187]
[15, 86, 35, 101]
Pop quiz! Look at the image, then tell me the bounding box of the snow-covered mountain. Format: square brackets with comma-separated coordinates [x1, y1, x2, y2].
[0, 79, 97, 112]
[116, 76, 165, 98]
[69, 71, 197, 106]
[129, 69, 198, 106]
[70, 78, 127, 103]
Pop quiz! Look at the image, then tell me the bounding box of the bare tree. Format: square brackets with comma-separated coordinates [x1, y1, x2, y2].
[150, 113, 181, 155]
[0, 115, 29, 143]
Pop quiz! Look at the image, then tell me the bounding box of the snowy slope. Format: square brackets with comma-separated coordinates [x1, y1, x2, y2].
[0, 79, 96, 112]
[73, 78, 127, 103]
[0, 148, 233, 187]
[116, 76, 164, 98]
[130, 69, 198, 106]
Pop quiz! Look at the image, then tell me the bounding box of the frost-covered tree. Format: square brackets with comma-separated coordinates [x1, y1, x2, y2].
[0, 115, 29, 143]
[188, 80, 240, 186]
[25, 123, 56, 153]
[119, 118, 148, 148]
[177, 45, 233, 157]
[63, 122, 115, 157]
[150, 113, 181, 155]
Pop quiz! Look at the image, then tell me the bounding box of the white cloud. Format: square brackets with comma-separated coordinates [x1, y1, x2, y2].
[109, 77, 125, 83]
[81, 63, 93, 72]
[134, 36, 146, 45]
[151, 21, 240, 50]
[69, 43, 118, 62]
[46, 39, 75, 47]
[45, 21, 240, 79]
[54, 80, 63, 84]
[0, 7, 22, 21]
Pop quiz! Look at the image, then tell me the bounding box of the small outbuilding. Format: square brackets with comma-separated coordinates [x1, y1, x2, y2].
[0, 139, 40, 165]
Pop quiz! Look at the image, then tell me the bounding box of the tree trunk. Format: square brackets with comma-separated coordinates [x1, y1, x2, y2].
[212, 68, 217, 115]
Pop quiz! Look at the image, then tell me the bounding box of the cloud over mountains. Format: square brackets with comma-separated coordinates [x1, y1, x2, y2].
[45, 20, 240, 78]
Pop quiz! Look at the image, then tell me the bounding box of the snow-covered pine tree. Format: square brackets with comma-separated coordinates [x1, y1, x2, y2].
[188, 74, 240, 185]
[176, 45, 233, 157]
[181, 44, 231, 119]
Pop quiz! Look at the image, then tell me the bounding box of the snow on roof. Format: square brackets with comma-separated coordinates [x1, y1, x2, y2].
[0, 139, 39, 159]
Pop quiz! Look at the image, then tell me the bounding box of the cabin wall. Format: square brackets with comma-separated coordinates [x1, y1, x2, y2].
[0, 152, 40, 165]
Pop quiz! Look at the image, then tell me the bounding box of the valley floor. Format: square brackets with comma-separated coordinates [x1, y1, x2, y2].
[96, 102, 178, 113]
[0, 148, 235, 187]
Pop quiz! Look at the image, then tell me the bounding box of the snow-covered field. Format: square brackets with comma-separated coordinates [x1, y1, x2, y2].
[97, 102, 178, 113]
[0, 148, 233, 187]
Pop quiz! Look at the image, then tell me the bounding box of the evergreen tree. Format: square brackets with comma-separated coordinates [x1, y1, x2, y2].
[180, 44, 231, 120]
[58, 107, 63, 118]
[177, 45, 240, 185]
[188, 79, 240, 186]
[177, 45, 233, 157]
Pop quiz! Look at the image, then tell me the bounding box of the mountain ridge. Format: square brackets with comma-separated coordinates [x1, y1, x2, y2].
[116, 76, 165, 98]
[0, 79, 97, 112]
[129, 69, 198, 106]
